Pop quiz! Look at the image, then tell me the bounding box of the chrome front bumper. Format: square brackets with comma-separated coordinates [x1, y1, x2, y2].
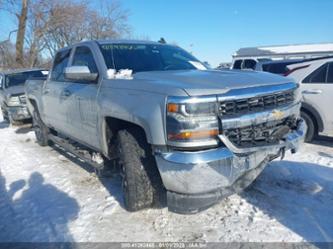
[155, 116, 306, 213]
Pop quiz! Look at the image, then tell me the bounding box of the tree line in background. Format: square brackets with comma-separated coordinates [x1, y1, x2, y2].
[0, 0, 130, 69]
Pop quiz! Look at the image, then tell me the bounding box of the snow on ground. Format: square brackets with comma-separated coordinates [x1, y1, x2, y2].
[0, 115, 333, 243]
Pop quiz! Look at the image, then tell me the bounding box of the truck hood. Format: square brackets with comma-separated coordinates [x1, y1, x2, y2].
[133, 69, 291, 96]
[3, 85, 25, 96]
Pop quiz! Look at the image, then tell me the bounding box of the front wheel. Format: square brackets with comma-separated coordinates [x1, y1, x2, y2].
[32, 109, 50, 146]
[117, 127, 164, 211]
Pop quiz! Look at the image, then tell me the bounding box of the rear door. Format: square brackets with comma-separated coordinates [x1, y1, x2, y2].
[42, 49, 71, 132]
[302, 62, 333, 135]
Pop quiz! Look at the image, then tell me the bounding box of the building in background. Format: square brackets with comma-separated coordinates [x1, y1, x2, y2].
[231, 42, 333, 71]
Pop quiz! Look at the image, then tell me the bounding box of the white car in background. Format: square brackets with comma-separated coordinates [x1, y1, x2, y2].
[286, 58, 333, 141]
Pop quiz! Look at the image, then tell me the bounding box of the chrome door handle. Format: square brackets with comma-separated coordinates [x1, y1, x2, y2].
[302, 89, 322, 94]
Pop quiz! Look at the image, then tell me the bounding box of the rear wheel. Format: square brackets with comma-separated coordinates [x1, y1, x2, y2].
[117, 127, 164, 211]
[32, 108, 50, 146]
[301, 111, 316, 142]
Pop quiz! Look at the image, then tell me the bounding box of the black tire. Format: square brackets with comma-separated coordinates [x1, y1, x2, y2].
[117, 127, 164, 211]
[301, 111, 316, 142]
[32, 108, 50, 146]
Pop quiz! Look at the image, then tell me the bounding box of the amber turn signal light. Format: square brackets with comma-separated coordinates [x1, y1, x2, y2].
[167, 103, 179, 113]
[168, 129, 219, 140]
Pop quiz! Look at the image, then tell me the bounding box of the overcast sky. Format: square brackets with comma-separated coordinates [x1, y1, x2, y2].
[1, 0, 333, 66]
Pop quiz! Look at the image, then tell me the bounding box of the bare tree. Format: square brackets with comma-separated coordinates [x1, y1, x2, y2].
[1, 0, 130, 68]
[15, 0, 28, 66]
[25, 0, 130, 57]
[87, 0, 130, 40]
[0, 41, 16, 69]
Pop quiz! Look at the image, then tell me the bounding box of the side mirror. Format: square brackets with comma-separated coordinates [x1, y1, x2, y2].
[64, 66, 98, 82]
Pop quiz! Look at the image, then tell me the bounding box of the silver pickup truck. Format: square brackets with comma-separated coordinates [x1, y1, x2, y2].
[25, 40, 306, 213]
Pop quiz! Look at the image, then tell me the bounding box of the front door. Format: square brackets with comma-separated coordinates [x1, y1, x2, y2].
[65, 45, 100, 149]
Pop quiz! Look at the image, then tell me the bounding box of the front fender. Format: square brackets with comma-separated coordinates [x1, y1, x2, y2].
[98, 88, 167, 155]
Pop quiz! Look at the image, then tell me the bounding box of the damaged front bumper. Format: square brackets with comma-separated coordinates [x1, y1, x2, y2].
[155, 118, 306, 214]
[7, 105, 31, 121]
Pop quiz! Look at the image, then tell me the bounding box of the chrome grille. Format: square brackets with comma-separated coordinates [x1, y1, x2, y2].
[224, 117, 298, 148]
[219, 90, 295, 117]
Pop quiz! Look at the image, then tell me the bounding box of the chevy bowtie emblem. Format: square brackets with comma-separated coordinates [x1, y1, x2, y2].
[272, 109, 284, 119]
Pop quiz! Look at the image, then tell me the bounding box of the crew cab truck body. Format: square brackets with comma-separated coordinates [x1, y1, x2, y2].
[0, 69, 48, 124]
[25, 40, 306, 213]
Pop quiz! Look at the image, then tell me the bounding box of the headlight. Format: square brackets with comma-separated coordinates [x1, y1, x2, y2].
[166, 96, 220, 148]
[7, 96, 21, 107]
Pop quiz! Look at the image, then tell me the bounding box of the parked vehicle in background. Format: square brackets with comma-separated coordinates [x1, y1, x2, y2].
[0, 69, 48, 125]
[216, 62, 232, 70]
[26, 40, 306, 214]
[232, 43, 333, 75]
[231, 58, 271, 70]
[231, 58, 305, 75]
[286, 58, 333, 142]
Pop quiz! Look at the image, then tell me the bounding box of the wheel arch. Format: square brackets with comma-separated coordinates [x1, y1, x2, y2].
[101, 116, 151, 158]
[27, 97, 38, 113]
[301, 102, 324, 133]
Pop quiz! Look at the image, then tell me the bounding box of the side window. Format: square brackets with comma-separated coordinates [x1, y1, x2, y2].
[326, 63, 333, 83]
[243, 59, 256, 70]
[303, 64, 328, 83]
[51, 50, 71, 81]
[233, 60, 242, 69]
[72, 46, 98, 74]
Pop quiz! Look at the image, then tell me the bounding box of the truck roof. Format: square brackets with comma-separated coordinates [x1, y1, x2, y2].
[97, 39, 162, 45]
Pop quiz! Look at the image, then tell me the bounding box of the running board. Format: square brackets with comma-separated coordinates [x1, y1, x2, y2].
[48, 134, 105, 171]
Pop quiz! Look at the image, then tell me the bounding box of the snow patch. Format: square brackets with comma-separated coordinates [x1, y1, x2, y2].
[0, 114, 332, 242]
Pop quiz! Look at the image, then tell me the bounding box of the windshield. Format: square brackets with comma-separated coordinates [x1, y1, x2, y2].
[99, 43, 207, 73]
[5, 70, 48, 88]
